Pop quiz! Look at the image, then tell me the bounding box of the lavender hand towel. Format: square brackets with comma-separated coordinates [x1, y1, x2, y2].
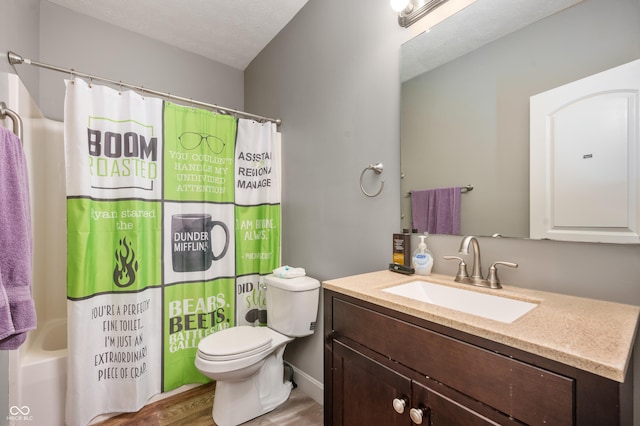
[0, 127, 36, 349]
[411, 187, 461, 235]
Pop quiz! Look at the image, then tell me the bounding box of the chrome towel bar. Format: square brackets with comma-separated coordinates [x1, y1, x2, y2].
[0, 101, 23, 140]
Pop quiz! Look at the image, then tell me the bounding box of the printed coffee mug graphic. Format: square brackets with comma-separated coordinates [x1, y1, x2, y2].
[171, 214, 229, 272]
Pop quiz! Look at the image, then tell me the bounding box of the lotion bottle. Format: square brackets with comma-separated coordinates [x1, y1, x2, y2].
[412, 234, 433, 276]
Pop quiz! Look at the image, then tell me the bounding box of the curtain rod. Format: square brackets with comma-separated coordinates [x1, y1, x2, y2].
[7, 51, 281, 126]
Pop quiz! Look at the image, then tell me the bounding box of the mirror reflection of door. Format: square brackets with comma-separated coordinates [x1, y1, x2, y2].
[530, 59, 640, 243]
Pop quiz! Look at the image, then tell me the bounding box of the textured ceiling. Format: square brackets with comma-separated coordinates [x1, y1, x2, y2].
[47, 0, 582, 77]
[47, 0, 309, 70]
[401, 0, 584, 82]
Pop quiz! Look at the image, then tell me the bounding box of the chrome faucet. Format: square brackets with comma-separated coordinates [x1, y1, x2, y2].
[458, 236, 483, 284]
[448, 236, 518, 289]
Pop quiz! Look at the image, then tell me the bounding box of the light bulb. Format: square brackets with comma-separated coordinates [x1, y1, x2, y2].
[390, 0, 411, 12]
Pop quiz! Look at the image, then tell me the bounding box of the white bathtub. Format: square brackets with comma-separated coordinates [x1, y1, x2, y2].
[26, 318, 67, 354]
[6, 74, 68, 426]
[11, 319, 68, 425]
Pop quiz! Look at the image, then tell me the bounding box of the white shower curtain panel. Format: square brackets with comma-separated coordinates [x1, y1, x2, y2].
[64, 79, 281, 425]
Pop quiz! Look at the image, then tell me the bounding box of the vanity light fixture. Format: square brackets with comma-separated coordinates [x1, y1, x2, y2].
[390, 0, 412, 12]
[391, 0, 451, 28]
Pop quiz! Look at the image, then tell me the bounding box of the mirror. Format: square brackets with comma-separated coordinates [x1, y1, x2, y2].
[400, 0, 640, 240]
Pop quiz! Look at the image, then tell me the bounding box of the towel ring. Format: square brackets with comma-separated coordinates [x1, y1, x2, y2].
[360, 163, 384, 197]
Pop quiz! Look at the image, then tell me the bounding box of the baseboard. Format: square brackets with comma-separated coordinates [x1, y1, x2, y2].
[287, 363, 324, 405]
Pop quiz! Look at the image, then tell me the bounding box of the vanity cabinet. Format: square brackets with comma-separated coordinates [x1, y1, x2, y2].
[332, 340, 516, 425]
[324, 290, 632, 425]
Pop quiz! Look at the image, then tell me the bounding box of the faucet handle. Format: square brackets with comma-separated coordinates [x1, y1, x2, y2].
[443, 256, 470, 283]
[485, 261, 518, 289]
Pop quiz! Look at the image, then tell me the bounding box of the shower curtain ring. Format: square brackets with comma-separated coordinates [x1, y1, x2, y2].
[360, 163, 384, 197]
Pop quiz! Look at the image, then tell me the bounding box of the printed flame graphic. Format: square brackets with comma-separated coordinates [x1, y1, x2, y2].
[113, 236, 139, 288]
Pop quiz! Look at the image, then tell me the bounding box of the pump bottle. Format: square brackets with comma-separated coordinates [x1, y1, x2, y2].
[412, 234, 433, 276]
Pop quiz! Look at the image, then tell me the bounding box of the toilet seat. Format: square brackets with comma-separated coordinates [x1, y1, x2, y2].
[198, 326, 273, 361]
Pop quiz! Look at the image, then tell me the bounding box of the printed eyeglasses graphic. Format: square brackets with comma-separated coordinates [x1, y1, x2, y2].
[178, 132, 225, 154]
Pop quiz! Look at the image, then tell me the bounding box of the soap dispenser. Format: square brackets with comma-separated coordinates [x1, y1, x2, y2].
[412, 234, 433, 276]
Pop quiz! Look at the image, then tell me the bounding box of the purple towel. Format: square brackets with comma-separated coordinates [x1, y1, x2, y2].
[0, 127, 36, 349]
[411, 187, 461, 235]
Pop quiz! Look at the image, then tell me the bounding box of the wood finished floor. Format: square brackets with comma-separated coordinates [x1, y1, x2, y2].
[93, 382, 324, 426]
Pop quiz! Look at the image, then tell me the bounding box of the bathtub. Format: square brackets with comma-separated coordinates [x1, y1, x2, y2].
[10, 320, 68, 424]
[6, 73, 69, 426]
[32, 319, 67, 353]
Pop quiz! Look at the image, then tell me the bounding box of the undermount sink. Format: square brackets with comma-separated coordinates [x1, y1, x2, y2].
[382, 280, 538, 323]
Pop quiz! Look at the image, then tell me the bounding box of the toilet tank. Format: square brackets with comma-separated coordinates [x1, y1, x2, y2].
[264, 274, 320, 337]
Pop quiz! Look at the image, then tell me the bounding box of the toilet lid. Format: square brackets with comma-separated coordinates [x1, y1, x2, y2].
[198, 326, 273, 361]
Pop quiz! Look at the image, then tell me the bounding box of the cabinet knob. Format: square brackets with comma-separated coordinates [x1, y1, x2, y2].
[392, 397, 408, 414]
[409, 407, 429, 424]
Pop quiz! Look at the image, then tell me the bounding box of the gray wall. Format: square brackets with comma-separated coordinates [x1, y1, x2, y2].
[2, 1, 244, 122]
[245, 0, 404, 385]
[401, 0, 640, 239]
[246, 0, 640, 421]
[0, 0, 40, 101]
[36, 2, 244, 121]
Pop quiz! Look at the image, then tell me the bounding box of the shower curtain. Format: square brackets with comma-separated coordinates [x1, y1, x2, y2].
[64, 79, 281, 426]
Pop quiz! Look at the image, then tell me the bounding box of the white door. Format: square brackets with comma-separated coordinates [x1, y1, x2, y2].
[530, 59, 640, 243]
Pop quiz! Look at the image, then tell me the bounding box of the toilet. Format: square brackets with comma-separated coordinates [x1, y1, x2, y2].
[195, 274, 320, 426]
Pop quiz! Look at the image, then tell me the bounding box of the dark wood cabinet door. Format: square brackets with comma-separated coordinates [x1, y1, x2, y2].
[332, 340, 412, 426]
[412, 381, 523, 426]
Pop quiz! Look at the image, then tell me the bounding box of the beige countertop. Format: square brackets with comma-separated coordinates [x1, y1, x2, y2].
[323, 270, 639, 383]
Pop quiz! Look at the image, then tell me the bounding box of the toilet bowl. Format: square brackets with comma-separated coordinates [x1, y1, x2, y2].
[195, 274, 320, 426]
[195, 326, 294, 425]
